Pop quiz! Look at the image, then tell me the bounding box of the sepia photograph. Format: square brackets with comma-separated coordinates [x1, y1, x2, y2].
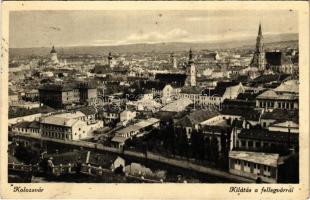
[1, 1, 309, 199]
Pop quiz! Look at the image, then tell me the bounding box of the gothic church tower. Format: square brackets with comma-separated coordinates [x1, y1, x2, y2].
[250, 23, 266, 71]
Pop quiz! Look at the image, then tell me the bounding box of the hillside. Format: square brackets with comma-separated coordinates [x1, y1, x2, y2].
[10, 33, 298, 57]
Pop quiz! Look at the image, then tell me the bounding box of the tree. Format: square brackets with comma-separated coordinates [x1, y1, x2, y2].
[219, 129, 230, 169]
[163, 125, 176, 156]
[15, 144, 37, 164]
[191, 129, 205, 160]
[197, 130, 205, 160]
[176, 128, 189, 158]
[204, 137, 211, 162]
[190, 129, 199, 159]
[210, 136, 219, 165]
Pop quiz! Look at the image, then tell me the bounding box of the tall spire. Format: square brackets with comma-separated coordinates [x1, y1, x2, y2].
[188, 48, 193, 64]
[250, 23, 265, 71]
[258, 22, 262, 36]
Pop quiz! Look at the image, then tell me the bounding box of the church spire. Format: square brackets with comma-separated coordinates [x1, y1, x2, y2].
[188, 48, 193, 64]
[250, 23, 265, 71]
[258, 22, 262, 36]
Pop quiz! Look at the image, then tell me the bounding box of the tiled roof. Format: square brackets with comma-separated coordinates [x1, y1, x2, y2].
[161, 98, 192, 112]
[223, 83, 244, 98]
[175, 109, 220, 127]
[73, 106, 97, 116]
[238, 128, 298, 144]
[256, 90, 279, 99]
[270, 121, 299, 128]
[41, 116, 80, 127]
[252, 74, 290, 85]
[28, 121, 41, 129]
[261, 109, 298, 123]
[274, 80, 299, 94]
[13, 121, 32, 129]
[202, 81, 241, 97]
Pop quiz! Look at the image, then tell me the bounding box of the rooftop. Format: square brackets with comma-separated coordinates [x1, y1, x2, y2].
[175, 109, 220, 127]
[161, 98, 192, 112]
[274, 80, 299, 94]
[73, 106, 97, 116]
[180, 86, 204, 94]
[256, 90, 298, 100]
[261, 109, 298, 123]
[238, 128, 298, 143]
[229, 151, 279, 167]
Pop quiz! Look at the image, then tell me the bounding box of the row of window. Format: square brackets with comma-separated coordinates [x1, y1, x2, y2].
[42, 131, 71, 139]
[14, 127, 40, 134]
[239, 140, 270, 148]
[258, 100, 295, 109]
[234, 159, 271, 172]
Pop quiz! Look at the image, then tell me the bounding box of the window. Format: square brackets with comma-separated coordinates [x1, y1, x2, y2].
[256, 142, 261, 148]
[263, 122, 267, 128]
[263, 165, 270, 172]
[241, 140, 246, 147]
[248, 141, 253, 148]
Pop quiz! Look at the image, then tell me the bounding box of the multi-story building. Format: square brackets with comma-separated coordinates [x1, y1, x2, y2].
[39, 82, 97, 109]
[256, 80, 299, 110]
[229, 151, 279, 183]
[39, 84, 80, 109]
[77, 82, 97, 105]
[40, 111, 103, 141]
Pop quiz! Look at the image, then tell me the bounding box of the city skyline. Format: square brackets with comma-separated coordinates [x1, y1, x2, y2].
[10, 10, 298, 48]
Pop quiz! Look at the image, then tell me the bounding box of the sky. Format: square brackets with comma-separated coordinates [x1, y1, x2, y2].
[9, 10, 298, 48]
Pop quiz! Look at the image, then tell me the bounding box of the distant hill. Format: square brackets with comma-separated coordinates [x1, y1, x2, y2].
[10, 33, 298, 57]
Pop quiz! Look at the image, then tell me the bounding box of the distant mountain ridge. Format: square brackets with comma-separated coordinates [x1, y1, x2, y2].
[10, 33, 298, 57]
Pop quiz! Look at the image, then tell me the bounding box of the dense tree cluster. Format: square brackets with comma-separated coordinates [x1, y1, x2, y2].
[125, 122, 231, 170]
